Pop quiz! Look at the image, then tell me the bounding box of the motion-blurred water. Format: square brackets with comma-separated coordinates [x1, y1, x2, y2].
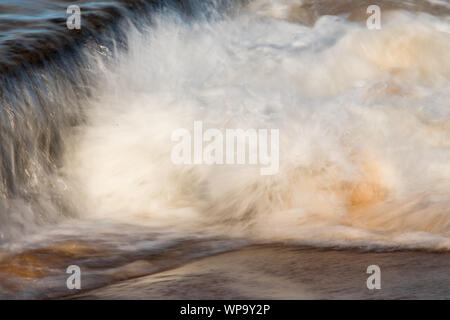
[0, 0, 449, 299]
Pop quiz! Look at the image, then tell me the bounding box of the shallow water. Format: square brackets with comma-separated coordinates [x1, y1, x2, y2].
[75, 245, 450, 299]
[0, 0, 449, 299]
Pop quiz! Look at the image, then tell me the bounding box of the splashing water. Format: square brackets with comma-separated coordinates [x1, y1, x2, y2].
[0, 0, 450, 298]
[58, 2, 450, 250]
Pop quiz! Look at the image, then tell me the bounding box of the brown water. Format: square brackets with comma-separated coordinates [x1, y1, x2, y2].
[75, 245, 450, 299]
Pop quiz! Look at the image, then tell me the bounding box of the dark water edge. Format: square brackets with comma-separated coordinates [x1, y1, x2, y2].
[0, 0, 172, 72]
[73, 245, 450, 300]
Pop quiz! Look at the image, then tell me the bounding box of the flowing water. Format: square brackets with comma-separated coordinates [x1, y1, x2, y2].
[0, 0, 449, 299]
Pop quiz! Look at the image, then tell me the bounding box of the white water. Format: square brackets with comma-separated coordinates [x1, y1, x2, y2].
[62, 2, 450, 250]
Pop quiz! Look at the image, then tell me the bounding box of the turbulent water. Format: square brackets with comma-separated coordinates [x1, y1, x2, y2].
[0, 0, 449, 299]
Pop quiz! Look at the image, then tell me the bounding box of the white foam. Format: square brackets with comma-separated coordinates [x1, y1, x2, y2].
[63, 7, 450, 249]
